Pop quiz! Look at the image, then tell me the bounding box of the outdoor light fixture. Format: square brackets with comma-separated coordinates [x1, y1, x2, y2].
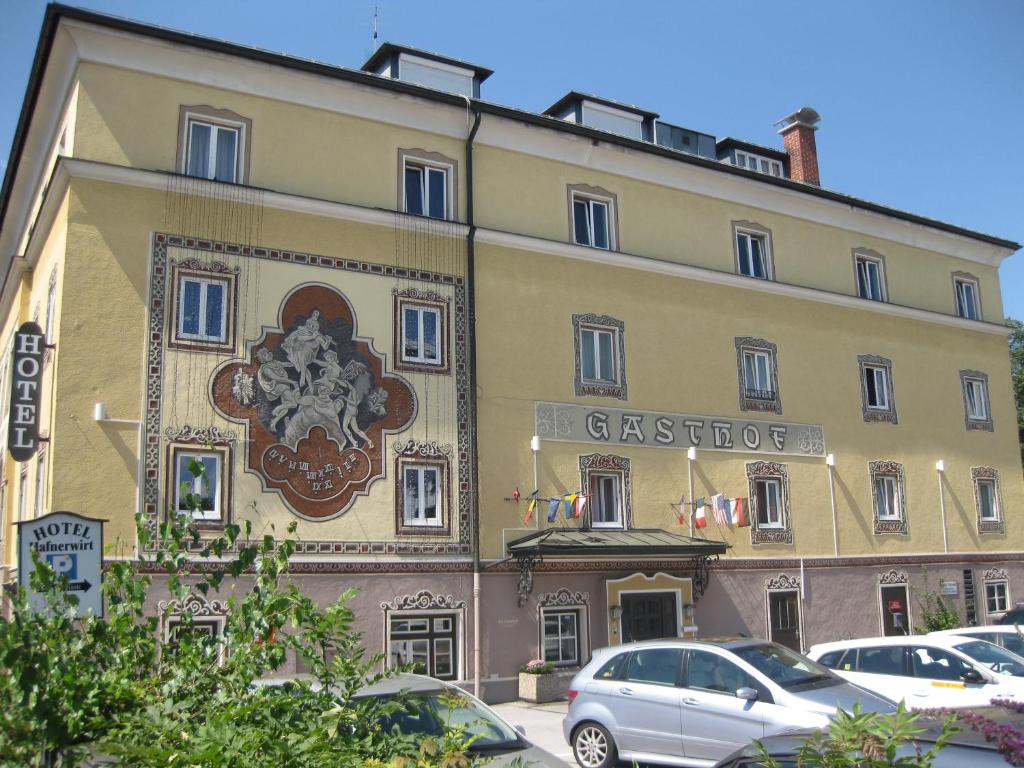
[935, 460, 945, 472]
[687, 446, 697, 461]
[825, 453, 835, 467]
[530, 435, 541, 453]
[609, 604, 622, 621]
[93, 403, 108, 421]
[683, 602, 695, 624]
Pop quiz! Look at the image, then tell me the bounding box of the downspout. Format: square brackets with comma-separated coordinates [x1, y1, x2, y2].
[465, 102, 483, 698]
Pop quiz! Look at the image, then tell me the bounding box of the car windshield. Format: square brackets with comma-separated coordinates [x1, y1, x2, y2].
[954, 641, 1024, 677]
[373, 690, 523, 750]
[732, 644, 837, 689]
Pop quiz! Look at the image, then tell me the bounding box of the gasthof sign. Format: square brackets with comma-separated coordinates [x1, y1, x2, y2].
[8, 321, 45, 462]
[17, 511, 105, 618]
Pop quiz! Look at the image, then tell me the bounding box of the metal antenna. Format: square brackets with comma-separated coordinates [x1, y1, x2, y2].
[372, 5, 379, 44]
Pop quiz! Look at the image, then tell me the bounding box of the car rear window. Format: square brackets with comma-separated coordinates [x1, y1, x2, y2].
[595, 653, 628, 680]
[857, 646, 904, 676]
[909, 646, 973, 681]
[816, 650, 846, 669]
[623, 648, 683, 686]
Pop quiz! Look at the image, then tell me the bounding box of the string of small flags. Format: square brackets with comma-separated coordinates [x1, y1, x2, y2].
[678, 494, 751, 529]
[517, 489, 590, 524]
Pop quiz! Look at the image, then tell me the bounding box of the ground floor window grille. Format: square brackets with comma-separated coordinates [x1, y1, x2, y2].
[388, 613, 458, 680]
[987, 581, 1009, 616]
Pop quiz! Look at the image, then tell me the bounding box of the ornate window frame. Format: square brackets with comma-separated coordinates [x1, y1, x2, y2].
[167, 259, 239, 353]
[746, 461, 792, 545]
[398, 148, 458, 220]
[972, 466, 1004, 534]
[732, 220, 775, 280]
[381, 590, 466, 681]
[960, 369, 993, 432]
[763, 574, 802, 647]
[164, 431, 234, 529]
[158, 592, 229, 665]
[579, 453, 632, 530]
[176, 105, 252, 184]
[572, 313, 627, 400]
[983, 568, 1010, 616]
[734, 337, 782, 414]
[857, 354, 897, 424]
[868, 460, 907, 535]
[393, 287, 451, 374]
[567, 183, 618, 251]
[393, 440, 452, 536]
[537, 589, 590, 669]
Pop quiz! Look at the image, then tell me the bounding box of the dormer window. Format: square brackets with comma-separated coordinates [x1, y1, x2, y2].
[734, 150, 784, 177]
[362, 44, 492, 99]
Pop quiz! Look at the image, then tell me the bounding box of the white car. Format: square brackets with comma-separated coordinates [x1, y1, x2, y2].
[931, 626, 1024, 658]
[808, 635, 1024, 709]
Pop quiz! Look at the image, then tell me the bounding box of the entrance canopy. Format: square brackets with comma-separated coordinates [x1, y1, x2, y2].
[505, 528, 728, 607]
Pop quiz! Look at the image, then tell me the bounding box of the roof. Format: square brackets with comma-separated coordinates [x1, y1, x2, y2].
[1, 5, 1019, 253]
[810, 634, 972, 652]
[932, 626, 1024, 636]
[506, 528, 728, 558]
[361, 42, 494, 81]
[544, 91, 659, 121]
[716, 136, 789, 162]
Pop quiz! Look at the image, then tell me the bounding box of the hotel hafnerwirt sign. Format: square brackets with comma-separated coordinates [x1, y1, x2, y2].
[535, 401, 826, 457]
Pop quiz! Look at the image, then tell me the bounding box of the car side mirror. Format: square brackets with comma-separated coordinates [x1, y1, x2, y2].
[514, 725, 527, 736]
[961, 669, 985, 684]
[736, 687, 759, 701]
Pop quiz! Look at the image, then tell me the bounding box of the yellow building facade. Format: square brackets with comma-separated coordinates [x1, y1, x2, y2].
[0, 7, 1019, 701]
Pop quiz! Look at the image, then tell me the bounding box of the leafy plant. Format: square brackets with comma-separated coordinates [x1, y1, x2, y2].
[755, 703, 958, 768]
[519, 660, 554, 675]
[913, 568, 961, 632]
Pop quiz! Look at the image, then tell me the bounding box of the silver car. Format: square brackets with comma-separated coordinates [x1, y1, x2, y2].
[562, 638, 895, 768]
[358, 673, 565, 767]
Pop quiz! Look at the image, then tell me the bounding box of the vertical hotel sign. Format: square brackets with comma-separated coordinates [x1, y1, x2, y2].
[8, 321, 45, 462]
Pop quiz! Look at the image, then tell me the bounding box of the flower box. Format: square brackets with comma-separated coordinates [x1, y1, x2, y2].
[518, 668, 576, 703]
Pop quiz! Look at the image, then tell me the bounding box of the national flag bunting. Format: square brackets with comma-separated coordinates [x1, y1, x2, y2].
[677, 495, 687, 525]
[733, 497, 750, 527]
[564, 493, 577, 520]
[712, 494, 730, 526]
[547, 498, 560, 523]
[524, 498, 536, 524]
[574, 493, 588, 519]
[694, 497, 707, 529]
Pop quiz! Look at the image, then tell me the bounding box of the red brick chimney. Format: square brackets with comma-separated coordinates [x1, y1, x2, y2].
[776, 107, 821, 186]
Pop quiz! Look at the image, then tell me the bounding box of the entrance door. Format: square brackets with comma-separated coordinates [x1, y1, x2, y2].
[880, 585, 910, 636]
[767, 590, 801, 651]
[621, 592, 678, 642]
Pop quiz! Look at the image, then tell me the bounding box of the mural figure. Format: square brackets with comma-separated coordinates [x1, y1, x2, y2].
[281, 310, 333, 390]
[231, 370, 255, 406]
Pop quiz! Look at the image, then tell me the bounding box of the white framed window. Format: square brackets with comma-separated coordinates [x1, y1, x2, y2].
[580, 325, 618, 385]
[874, 475, 901, 520]
[404, 161, 450, 219]
[177, 275, 228, 343]
[753, 478, 783, 528]
[174, 451, 223, 522]
[987, 581, 1009, 615]
[960, 370, 992, 431]
[854, 252, 886, 302]
[978, 479, 999, 521]
[401, 464, 443, 528]
[589, 472, 623, 528]
[954, 275, 980, 320]
[733, 223, 774, 280]
[734, 150, 783, 177]
[869, 461, 907, 535]
[572, 194, 611, 249]
[573, 314, 627, 399]
[858, 355, 897, 424]
[743, 350, 773, 399]
[402, 305, 442, 365]
[185, 119, 240, 183]
[542, 608, 581, 666]
[736, 337, 781, 414]
[388, 612, 458, 680]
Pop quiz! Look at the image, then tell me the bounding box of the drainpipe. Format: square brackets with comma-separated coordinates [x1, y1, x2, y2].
[936, 460, 948, 554]
[465, 102, 483, 698]
[826, 453, 838, 557]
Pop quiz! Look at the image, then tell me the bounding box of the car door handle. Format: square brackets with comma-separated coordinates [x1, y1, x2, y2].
[682, 698, 699, 706]
[619, 687, 634, 696]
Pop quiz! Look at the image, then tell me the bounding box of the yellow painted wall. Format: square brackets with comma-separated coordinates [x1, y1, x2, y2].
[474, 241, 1023, 560]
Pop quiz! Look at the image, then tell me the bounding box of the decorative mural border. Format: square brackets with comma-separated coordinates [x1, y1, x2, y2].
[579, 452, 633, 528]
[144, 233, 472, 556]
[857, 354, 898, 424]
[972, 466, 1005, 535]
[734, 337, 782, 415]
[868, 460, 908, 535]
[746, 460, 793, 545]
[572, 313, 627, 400]
[959, 369, 994, 432]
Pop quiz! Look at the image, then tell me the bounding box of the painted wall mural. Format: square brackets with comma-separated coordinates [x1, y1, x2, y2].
[212, 284, 416, 519]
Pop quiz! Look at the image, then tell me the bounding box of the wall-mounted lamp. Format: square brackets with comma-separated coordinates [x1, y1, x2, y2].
[682, 602, 695, 625]
[825, 453, 835, 467]
[609, 604, 622, 621]
[935, 460, 945, 473]
[93, 403, 108, 421]
[687, 446, 697, 461]
[530, 435, 541, 453]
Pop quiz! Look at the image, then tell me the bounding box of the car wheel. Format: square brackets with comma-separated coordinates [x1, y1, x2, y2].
[572, 722, 617, 768]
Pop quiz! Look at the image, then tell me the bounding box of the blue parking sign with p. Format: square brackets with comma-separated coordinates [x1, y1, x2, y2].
[46, 552, 77, 579]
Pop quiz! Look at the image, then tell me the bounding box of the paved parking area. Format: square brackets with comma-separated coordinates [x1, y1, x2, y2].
[491, 699, 575, 766]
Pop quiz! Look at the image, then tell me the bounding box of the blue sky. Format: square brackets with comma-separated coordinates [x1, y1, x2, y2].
[2, 0, 1022, 318]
